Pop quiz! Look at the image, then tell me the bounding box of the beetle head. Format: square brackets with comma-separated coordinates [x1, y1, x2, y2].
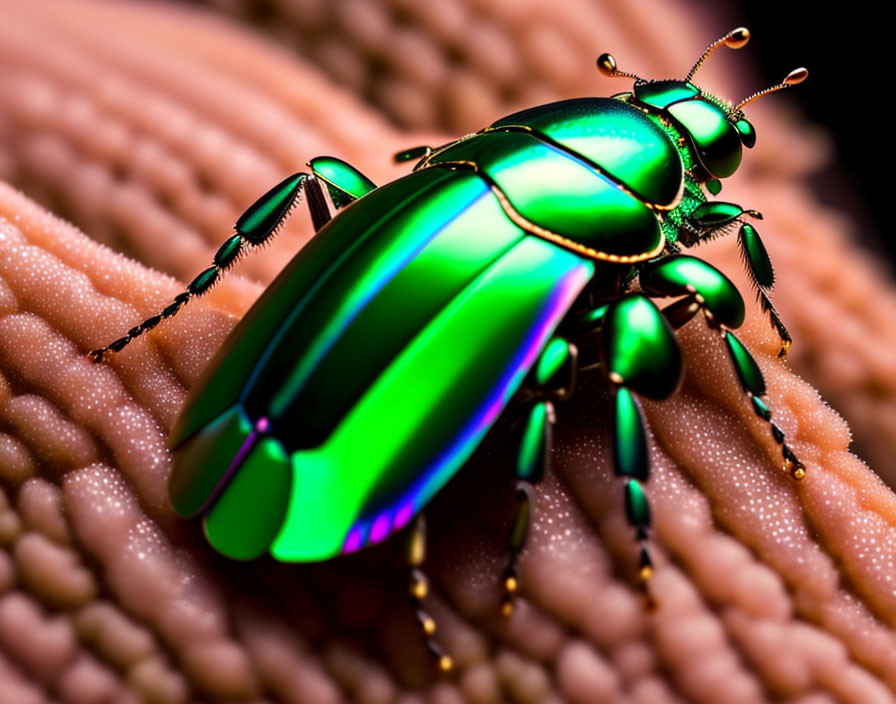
[598, 28, 807, 181]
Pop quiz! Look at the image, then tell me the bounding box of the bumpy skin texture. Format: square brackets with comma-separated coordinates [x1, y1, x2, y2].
[0, 1, 895, 703]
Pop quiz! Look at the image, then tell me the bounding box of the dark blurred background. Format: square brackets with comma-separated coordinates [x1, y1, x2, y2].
[736, 3, 892, 264]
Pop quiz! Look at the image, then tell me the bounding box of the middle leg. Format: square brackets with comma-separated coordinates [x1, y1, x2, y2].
[640, 254, 806, 479]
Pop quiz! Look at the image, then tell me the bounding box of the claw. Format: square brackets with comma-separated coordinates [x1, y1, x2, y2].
[778, 338, 791, 358]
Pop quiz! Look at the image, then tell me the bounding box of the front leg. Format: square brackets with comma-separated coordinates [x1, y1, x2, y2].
[738, 223, 791, 357]
[685, 202, 791, 356]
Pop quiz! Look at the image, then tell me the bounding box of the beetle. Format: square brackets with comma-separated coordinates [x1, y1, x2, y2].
[90, 28, 807, 671]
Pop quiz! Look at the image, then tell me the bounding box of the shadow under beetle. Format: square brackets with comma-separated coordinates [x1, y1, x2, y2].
[91, 28, 808, 672]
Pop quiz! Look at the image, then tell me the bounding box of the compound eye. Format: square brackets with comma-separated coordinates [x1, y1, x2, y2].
[735, 118, 756, 148]
[668, 100, 743, 178]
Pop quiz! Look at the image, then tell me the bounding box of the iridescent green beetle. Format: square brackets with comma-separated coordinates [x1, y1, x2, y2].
[91, 28, 807, 671]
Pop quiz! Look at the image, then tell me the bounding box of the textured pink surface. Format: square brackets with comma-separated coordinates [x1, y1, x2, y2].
[0, 1, 894, 702]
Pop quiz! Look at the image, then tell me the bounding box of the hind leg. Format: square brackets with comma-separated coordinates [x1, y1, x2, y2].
[89, 158, 376, 362]
[404, 514, 454, 672]
[500, 338, 578, 616]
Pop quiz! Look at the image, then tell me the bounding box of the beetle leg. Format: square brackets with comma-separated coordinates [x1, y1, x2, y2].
[393, 145, 433, 164]
[565, 305, 607, 371]
[405, 514, 453, 672]
[716, 325, 807, 480]
[736, 223, 774, 288]
[754, 288, 791, 358]
[503, 401, 553, 617]
[644, 252, 788, 356]
[736, 223, 792, 357]
[660, 293, 701, 329]
[597, 295, 684, 606]
[677, 219, 703, 247]
[303, 175, 333, 231]
[681, 200, 758, 249]
[502, 479, 535, 617]
[679, 205, 792, 357]
[88, 172, 329, 362]
[688, 201, 762, 234]
[501, 334, 578, 616]
[655, 275, 805, 480]
[308, 156, 377, 210]
[612, 385, 656, 607]
[529, 338, 578, 401]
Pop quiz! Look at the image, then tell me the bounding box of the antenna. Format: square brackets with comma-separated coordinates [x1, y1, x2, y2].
[734, 67, 809, 111]
[596, 53, 644, 83]
[686, 27, 750, 82]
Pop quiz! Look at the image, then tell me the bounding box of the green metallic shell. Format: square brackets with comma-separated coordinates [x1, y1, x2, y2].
[169, 405, 252, 517]
[271, 235, 592, 560]
[633, 80, 700, 109]
[204, 436, 292, 560]
[489, 98, 684, 208]
[171, 169, 462, 448]
[427, 130, 663, 262]
[170, 167, 594, 560]
[631, 79, 745, 180]
[245, 169, 527, 448]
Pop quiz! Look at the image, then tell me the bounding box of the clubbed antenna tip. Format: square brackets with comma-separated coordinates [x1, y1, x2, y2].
[596, 53, 644, 83]
[687, 27, 751, 82]
[735, 67, 809, 112]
